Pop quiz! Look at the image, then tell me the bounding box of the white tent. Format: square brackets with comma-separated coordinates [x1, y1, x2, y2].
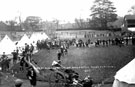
[29, 33, 39, 44]
[40, 32, 49, 40]
[16, 34, 31, 48]
[30, 32, 49, 43]
[112, 58, 135, 87]
[0, 35, 16, 55]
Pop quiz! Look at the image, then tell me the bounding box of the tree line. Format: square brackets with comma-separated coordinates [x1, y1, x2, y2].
[0, 0, 134, 31]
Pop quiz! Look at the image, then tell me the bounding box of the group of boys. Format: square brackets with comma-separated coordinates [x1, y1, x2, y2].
[19, 43, 34, 71]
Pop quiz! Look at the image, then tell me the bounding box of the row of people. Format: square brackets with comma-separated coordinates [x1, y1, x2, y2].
[73, 36, 135, 48]
[95, 37, 135, 47]
[36, 39, 71, 50]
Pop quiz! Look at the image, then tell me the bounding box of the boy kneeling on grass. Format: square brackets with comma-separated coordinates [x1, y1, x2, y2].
[81, 75, 93, 87]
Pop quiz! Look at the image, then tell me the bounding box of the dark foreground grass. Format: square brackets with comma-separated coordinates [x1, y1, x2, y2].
[2, 45, 135, 87]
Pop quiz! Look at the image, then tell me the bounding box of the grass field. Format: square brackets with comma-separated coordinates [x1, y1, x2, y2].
[33, 45, 135, 82]
[1, 45, 135, 87]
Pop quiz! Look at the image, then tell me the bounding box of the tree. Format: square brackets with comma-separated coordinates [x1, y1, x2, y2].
[52, 19, 60, 29]
[5, 20, 19, 31]
[128, 5, 135, 15]
[0, 21, 8, 31]
[90, 0, 117, 29]
[74, 18, 91, 28]
[108, 17, 124, 29]
[74, 18, 84, 28]
[89, 18, 101, 28]
[24, 16, 42, 31]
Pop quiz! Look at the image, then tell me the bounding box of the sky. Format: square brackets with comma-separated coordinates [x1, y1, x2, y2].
[0, 0, 135, 23]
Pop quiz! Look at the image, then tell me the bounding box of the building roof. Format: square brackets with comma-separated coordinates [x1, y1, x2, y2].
[56, 28, 121, 31]
[124, 15, 135, 20]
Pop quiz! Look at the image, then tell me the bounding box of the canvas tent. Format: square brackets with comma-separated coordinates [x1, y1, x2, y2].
[112, 58, 135, 87]
[39, 32, 49, 40]
[16, 34, 31, 48]
[29, 33, 39, 45]
[0, 35, 16, 55]
[30, 32, 49, 44]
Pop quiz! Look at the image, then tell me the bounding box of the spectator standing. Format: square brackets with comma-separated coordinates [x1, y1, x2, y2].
[1, 52, 8, 60]
[30, 44, 34, 57]
[57, 48, 62, 64]
[1, 52, 9, 71]
[20, 57, 25, 71]
[26, 66, 37, 87]
[125, 37, 129, 45]
[60, 46, 64, 56]
[24, 43, 30, 53]
[12, 50, 18, 64]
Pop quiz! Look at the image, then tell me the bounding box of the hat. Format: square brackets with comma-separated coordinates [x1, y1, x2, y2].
[52, 61, 59, 66]
[84, 75, 91, 80]
[14, 79, 23, 85]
